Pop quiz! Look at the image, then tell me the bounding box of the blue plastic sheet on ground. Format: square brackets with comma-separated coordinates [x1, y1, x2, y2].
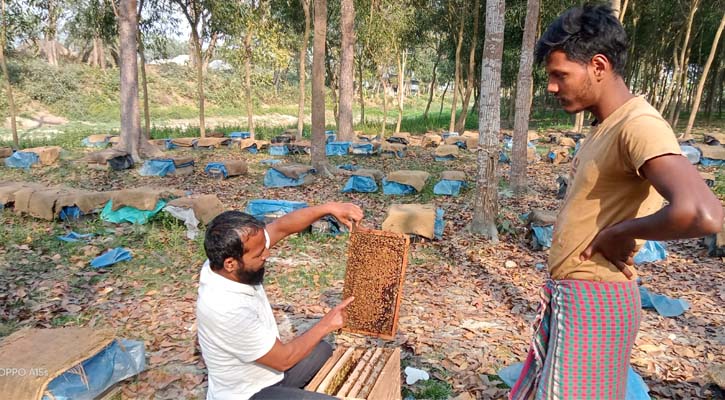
[351, 143, 375, 155]
[229, 131, 251, 139]
[244, 199, 308, 220]
[639, 286, 690, 317]
[59, 206, 83, 221]
[263, 169, 310, 187]
[260, 159, 283, 165]
[337, 164, 359, 171]
[433, 179, 465, 196]
[269, 145, 290, 156]
[498, 363, 650, 399]
[441, 131, 458, 140]
[139, 159, 176, 177]
[532, 225, 554, 249]
[204, 162, 228, 179]
[434, 155, 456, 162]
[325, 130, 336, 143]
[90, 247, 132, 268]
[81, 137, 109, 148]
[634, 241, 667, 264]
[679, 145, 700, 164]
[434, 208, 444, 239]
[701, 158, 724, 167]
[499, 151, 510, 163]
[4, 151, 39, 169]
[326, 141, 351, 156]
[57, 231, 94, 242]
[42, 339, 146, 400]
[101, 199, 166, 224]
[382, 179, 417, 195]
[449, 139, 467, 149]
[342, 175, 378, 193]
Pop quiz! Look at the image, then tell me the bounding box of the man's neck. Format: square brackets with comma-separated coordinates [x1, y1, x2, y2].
[588, 77, 634, 123]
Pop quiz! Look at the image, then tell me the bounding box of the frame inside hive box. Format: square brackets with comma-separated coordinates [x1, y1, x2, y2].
[342, 227, 410, 340]
[306, 346, 401, 400]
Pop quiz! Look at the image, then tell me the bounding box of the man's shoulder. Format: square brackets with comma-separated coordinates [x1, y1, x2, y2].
[621, 97, 668, 125]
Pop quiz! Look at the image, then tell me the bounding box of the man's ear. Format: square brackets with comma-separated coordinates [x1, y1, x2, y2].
[222, 257, 240, 273]
[590, 54, 610, 81]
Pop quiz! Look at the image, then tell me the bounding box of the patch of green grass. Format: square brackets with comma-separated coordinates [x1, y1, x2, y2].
[402, 376, 453, 400]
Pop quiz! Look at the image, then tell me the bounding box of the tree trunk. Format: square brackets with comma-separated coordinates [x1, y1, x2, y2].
[137, 27, 151, 139]
[0, 0, 17, 148]
[669, 44, 691, 125]
[610, 0, 621, 19]
[511, 0, 539, 197]
[394, 50, 406, 134]
[455, 0, 481, 133]
[438, 80, 449, 119]
[574, 111, 584, 132]
[358, 59, 365, 125]
[311, 0, 331, 175]
[705, 51, 723, 122]
[44, 0, 60, 66]
[471, 0, 505, 241]
[380, 67, 388, 137]
[683, 12, 724, 139]
[659, 0, 698, 114]
[244, 32, 255, 139]
[449, 9, 464, 133]
[190, 28, 206, 138]
[423, 47, 441, 120]
[297, 0, 310, 139]
[619, 0, 629, 22]
[118, 0, 142, 161]
[337, 0, 355, 141]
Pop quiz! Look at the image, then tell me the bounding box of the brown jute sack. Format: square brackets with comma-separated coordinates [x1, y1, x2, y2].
[352, 168, 384, 180]
[167, 194, 225, 225]
[558, 137, 577, 148]
[526, 209, 558, 226]
[273, 164, 314, 179]
[56, 190, 112, 214]
[111, 187, 183, 211]
[86, 134, 109, 143]
[549, 146, 571, 165]
[441, 170, 466, 181]
[434, 144, 459, 157]
[465, 137, 478, 151]
[171, 137, 197, 147]
[421, 133, 442, 148]
[382, 204, 437, 239]
[26, 188, 65, 220]
[108, 135, 120, 144]
[386, 170, 430, 192]
[0, 182, 45, 205]
[171, 155, 195, 166]
[0, 327, 116, 400]
[381, 141, 407, 153]
[695, 144, 725, 160]
[444, 136, 465, 146]
[24, 146, 62, 166]
[223, 159, 248, 176]
[196, 137, 230, 148]
[84, 148, 128, 164]
[703, 132, 725, 145]
[1, 146, 13, 157]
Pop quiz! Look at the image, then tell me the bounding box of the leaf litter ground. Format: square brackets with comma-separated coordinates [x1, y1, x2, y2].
[0, 133, 723, 399]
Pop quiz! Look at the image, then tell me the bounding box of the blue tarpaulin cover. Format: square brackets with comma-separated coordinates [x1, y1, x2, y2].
[5, 151, 39, 169]
[382, 179, 417, 195]
[441, 131, 458, 140]
[245, 199, 308, 220]
[634, 241, 667, 264]
[43, 339, 146, 400]
[701, 158, 724, 167]
[434, 208, 444, 239]
[326, 141, 351, 156]
[499, 151, 510, 163]
[433, 179, 465, 196]
[57, 231, 94, 242]
[325, 130, 336, 143]
[532, 225, 554, 249]
[90, 247, 132, 268]
[260, 159, 283, 165]
[337, 164, 359, 171]
[81, 137, 109, 148]
[639, 286, 690, 317]
[59, 206, 83, 221]
[342, 175, 378, 193]
[139, 159, 176, 177]
[263, 168, 310, 187]
[498, 363, 650, 399]
[269, 145, 290, 156]
[351, 143, 375, 155]
[204, 162, 228, 178]
[101, 199, 166, 224]
[229, 131, 251, 139]
[434, 155, 456, 162]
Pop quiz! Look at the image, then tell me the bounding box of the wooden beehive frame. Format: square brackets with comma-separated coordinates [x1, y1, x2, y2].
[305, 346, 401, 400]
[342, 227, 409, 340]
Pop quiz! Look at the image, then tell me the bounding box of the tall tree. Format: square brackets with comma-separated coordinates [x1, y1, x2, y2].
[454, 0, 480, 133]
[296, 0, 310, 140]
[0, 0, 17, 148]
[394, 49, 406, 133]
[683, 12, 724, 138]
[511, 0, 540, 197]
[470, 0, 505, 241]
[448, 2, 464, 133]
[659, 0, 699, 115]
[311, 0, 332, 175]
[337, 0, 355, 141]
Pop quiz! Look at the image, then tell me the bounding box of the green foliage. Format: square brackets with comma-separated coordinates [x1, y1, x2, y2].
[402, 376, 453, 400]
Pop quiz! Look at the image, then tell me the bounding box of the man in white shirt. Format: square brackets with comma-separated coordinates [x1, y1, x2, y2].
[197, 202, 363, 400]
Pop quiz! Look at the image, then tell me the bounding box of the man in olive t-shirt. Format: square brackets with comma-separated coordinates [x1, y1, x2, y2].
[510, 5, 723, 399]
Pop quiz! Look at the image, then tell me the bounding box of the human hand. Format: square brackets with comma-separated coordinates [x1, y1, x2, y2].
[580, 225, 635, 280]
[320, 297, 354, 333]
[326, 202, 363, 230]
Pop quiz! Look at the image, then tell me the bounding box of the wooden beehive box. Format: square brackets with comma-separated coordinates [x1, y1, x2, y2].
[306, 346, 401, 400]
[342, 228, 410, 339]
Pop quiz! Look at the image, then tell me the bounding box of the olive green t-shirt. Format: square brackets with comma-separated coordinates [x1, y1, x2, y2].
[549, 96, 682, 282]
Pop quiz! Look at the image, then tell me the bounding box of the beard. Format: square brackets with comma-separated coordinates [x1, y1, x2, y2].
[559, 74, 594, 114]
[236, 266, 265, 285]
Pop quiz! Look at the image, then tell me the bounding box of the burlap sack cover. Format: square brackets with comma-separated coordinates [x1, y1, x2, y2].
[695, 144, 725, 160]
[392, 132, 411, 140]
[462, 130, 478, 139]
[550, 146, 570, 165]
[196, 137, 230, 148]
[0, 327, 116, 400]
[171, 155, 195, 166]
[272, 164, 314, 179]
[382, 203, 437, 239]
[526, 209, 558, 226]
[352, 168, 384, 180]
[444, 136, 465, 146]
[464, 137, 478, 151]
[148, 139, 168, 147]
[381, 141, 407, 153]
[557, 136, 577, 148]
[0, 146, 13, 157]
[527, 130, 540, 142]
[111, 187, 183, 211]
[441, 170, 466, 182]
[24, 146, 62, 165]
[703, 132, 725, 145]
[435, 144, 459, 158]
[85, 148, 128, 164]
[171, 137, 197, 147]
[0, 182, 45, 205]
[56, 190, 113, 215]
[421, 133, 442, 148]
[86, 134, 109, 143]
[386, 170, 430, 192]
[167, 194, 225, 225]
[108, 135, 121, 144]
[223, 159, 248, 176]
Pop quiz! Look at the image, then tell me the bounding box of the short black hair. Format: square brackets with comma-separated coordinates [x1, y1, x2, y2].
[535, 4, 628, 76]
[204, 211, 265, 271]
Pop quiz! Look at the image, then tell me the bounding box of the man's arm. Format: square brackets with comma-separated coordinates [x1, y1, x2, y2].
[266, 202, 363, 247]
[581, 154, 723, 274]
[255, 297, 354, 371]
